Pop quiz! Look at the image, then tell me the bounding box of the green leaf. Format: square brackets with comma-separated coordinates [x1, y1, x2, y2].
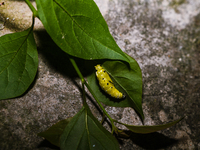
[38, 118, 72, 147]
[60, 106, 120, 150]
[0, 28, 38, 100]
[35, 0, 129, 63]
[87, 54, 144, 119]
[116, 117, 183, 134]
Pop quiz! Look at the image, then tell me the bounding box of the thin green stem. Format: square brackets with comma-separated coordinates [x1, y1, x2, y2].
[25, 0, 39, 18]
[82, 82, 87, 107]
[84, 82, 115, 133]
[31, 15, 35, 29]
[69, 58, 85, 84]
[69, 58, 87, 105]
[100, 113, 106, 124]
[69, 57, 116, 133]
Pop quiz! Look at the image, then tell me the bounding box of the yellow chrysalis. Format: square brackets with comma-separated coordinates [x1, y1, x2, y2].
[95, 64, 125, 99]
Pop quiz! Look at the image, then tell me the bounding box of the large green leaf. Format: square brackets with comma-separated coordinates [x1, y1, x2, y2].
[87, 54, 144, 119]
[0, 28, 38, 100]
[35, 0, 129, 63]
[60, 106, 120, 150]
[116, 117, 183, 134]
[38, 118, 72, 147]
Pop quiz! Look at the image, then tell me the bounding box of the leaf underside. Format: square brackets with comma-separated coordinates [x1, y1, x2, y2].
[87, 54, 144, 119]
[38, 118, 72, 147]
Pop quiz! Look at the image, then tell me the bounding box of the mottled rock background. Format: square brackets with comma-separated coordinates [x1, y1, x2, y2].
[0, 0, 200, 149]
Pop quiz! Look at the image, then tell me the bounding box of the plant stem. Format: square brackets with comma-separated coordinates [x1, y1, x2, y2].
[82, 81, 87, 107]
[25, 0, 39, 18]
[69, 58, 85, 84]
[84, 82, 115, 133]
[31, 15, 35, 29]
[69, 57, 115, 133]
[69, 57, 87, 106]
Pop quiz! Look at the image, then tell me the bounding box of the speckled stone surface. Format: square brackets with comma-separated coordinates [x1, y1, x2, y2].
[0, 0, 200, 149]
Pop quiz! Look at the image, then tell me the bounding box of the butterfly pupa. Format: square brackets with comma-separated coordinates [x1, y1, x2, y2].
[95, 64, 125, 99]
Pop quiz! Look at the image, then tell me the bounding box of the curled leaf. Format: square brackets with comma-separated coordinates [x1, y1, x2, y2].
[116, 117, 184, 134]
[87, 54, 144, 119]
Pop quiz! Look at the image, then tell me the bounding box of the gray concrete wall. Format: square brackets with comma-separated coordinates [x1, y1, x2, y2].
[0, 0, 200, 149]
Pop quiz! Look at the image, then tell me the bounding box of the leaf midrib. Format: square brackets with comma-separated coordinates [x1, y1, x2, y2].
[0, 32, 30, 75]
[53, 0, 102, 39]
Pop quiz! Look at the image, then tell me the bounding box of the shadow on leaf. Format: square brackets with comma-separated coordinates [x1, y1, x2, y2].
[34, 29, 94, 79]
[37, 139, 60, 150]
